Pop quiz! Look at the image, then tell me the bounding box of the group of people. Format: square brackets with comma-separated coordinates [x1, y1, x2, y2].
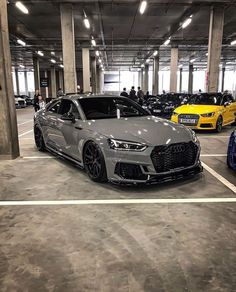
[120, 86, 150, 104]
[33, 89, 45, 112]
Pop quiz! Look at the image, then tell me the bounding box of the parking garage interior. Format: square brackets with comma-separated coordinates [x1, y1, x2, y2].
[0, 0, 236, 291]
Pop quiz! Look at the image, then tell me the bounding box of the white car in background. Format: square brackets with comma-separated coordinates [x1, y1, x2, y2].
[15, 95, 26, 108]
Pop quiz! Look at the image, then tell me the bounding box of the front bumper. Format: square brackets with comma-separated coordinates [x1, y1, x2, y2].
[171, 115, 217, 130]
[105, 143, 202, 184]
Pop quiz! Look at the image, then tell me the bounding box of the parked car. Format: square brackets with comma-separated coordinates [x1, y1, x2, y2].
[227, 130, 236, 171]
[20, 95, 34, 106]
[14, 95, 26, 108]
[144, 93, 189, 118]
[171, 93, 236, 132]
[34, 95, 202, 184]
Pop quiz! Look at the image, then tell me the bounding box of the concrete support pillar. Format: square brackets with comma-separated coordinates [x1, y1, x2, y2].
[24, 71, 28, 95]
[33, 57, 40, 91]
[50, 67, 57, 98]
[188, 64, 193, 94]
[60, 4, 77, 93]
[170, 47, 178, 92]
[0, 0, 19, 159]
[44, 70, 49, 98]
[96, 67, 100, 94]
[82, 48, 90, 92]
[206, 6, 224, 92]
[91, 56, 97, 94]
[58, 70, 64, 92]
[144, 64, 149, 93]
[153, 56, 159, 95]
[15, 68, 20, 95]
[138, 70, 142, 87]
[179, 67, 183, 92]
[221, 66, 225, 92]
[141, 69, 144, 90]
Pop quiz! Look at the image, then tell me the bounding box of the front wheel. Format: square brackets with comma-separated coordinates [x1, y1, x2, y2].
[34, 127, 46, 151]
[83, 141, 107, 183]
[215, 116, 223, 133]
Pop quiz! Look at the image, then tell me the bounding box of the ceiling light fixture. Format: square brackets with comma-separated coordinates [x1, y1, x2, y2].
[146, 58, 150, 63]
[141, 64, 145, 68]
[230, 40, 236, 46]
[98, 58, 102, 63]
[17, 39, 26, 46]
[182, 16, 192, 29]
[95, 50, 100, 57]
[50, 59, 56, 64]
[206, 53, 208, 56]
[190, 58, 196, 63]
[178, 64, 183, 68]
[139, 1, 147, 15]
[15, 1, 29, 14]
[83, 11, 90, 29]
[153, 50, 158, 57]
[60, 64, 64, 68]
[91, 37, 96, 47]
[36, 51, 44, 57]
[163, 37, 171, 46]
[51, 52, 55, 56]
[19, 64, 25, 68]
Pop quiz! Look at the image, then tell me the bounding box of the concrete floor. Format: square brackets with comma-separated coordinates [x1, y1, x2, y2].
[0, 107, 236, 291]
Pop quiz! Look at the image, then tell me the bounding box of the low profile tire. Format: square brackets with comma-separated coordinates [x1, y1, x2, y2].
[215, 116, 223, 133]
[34, 126, 46, 151]
[83, 141, 107, 183]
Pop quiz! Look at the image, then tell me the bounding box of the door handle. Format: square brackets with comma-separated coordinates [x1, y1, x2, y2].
[75, 126, 83, 130]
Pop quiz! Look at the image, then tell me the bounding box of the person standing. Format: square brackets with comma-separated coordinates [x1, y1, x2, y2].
[33, 89, 40, 112]
[137, 86, 144, 104]
[57, 88, 64, 97]
[120, 87, 129, 98]
[129, 86, 137, 101]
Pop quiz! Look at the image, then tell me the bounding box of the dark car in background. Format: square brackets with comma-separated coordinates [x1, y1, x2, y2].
[20, 95, 34, 106]
[227, 130, 236, 171]
[143, 93, 190, 118]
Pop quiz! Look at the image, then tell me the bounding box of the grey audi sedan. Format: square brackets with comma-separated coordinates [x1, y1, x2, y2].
[34, 95, 202, 184]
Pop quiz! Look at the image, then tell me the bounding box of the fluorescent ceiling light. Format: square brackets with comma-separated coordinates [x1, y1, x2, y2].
[50, 59, 56, 64]
[141, 64, 145, 68]
[91, 37, 96, 47]
[182, 17, 192, 29]
[60, 64, 64, 68]
[230, 40, 236, 46]
[19, 64, 25, 68]
[190, 58, 196, 63]
[153, 50, 158, 57]
[139, 1, 147, 15]
[163, 38, 171, 46]
[51, 52, 55, 56]
[17, 39, 26, 46]
[84, 17, 90, 29]
[178, 64, 183, 68]
[206, 53, 208, 56]
[146, 58, 150, 63]
[15, 1, 29, 14]
[36, 51, 44, 57]
[95, 50, 100, 57]
[98, 58, 102, 63]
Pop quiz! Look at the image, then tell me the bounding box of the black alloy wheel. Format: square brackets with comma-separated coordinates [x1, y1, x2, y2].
[84, 141, 107, 182]
[215, 116, 223, 133]
[34, 127, 46, 151]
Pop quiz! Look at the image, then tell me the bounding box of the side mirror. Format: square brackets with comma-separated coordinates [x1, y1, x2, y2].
[61, 113, 75, 123]
[224, 101, 229, 107]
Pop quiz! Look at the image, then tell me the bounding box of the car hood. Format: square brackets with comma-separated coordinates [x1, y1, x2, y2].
[175, 104, 221, 114]
[85, 116, 193, 146]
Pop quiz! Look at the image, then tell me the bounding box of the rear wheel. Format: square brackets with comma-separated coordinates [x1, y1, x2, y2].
[83, 141, 107, 183]
[215, 116, 223, 133]
[34, 127, 46, 151]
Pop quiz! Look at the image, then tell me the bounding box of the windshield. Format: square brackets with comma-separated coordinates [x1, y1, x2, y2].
[79, 97, 150, 120]
[188, 94, 222, 105]
[160, 95, 180, 103]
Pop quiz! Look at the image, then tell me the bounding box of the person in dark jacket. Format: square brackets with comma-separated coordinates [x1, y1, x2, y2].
[120, 88, 129, 98]
[33, 89, 40, 112]
[129, 86, 137, 101]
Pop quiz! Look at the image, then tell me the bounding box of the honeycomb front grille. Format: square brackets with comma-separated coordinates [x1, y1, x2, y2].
[151, 142, 198, 173]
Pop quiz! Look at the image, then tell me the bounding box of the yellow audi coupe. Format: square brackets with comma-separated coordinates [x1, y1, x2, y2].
[171, 93, 236, 132]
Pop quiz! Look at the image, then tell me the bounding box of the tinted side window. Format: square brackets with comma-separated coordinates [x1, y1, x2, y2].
[58, 100, 81, 119]
[47, 101, 61, 113]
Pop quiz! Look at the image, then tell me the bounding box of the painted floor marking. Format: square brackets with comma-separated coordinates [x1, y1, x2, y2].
[22, 156, 55, 159]
[202, 162, 236, 194]
[201, 154, 227, 157]
[199, 136, 229, 138]
[18, 120, 32, 126]
[0, 198, 236, 206]
[18, 129, 33, 137]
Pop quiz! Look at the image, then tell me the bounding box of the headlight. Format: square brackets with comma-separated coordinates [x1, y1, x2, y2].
[201, 112, 215, 117]
[108, 139, 147, 151]
[172, 112, 178, 116]
[189, 129, 198, 143]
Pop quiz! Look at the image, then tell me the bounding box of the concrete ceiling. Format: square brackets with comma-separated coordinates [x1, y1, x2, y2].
[8, 0, 236, 71]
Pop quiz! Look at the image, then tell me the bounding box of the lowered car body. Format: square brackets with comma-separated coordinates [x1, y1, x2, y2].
[34, 95, 202, 184]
